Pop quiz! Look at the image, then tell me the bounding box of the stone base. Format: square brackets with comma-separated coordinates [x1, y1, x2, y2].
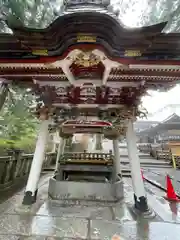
[22, 189, 38, 205]
[130, 204, 156, 219]
[48, 177, 124, 201]
[134, 194, 149, 212]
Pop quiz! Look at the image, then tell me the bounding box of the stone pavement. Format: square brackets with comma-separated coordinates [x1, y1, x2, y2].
[0, 174, 180, 239]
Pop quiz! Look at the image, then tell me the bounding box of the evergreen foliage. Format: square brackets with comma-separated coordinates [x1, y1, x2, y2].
[0, 86, 38, 154]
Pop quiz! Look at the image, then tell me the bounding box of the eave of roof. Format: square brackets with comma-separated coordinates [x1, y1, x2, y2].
[0, 12, 176, 61]
[139, 115, 180, 136]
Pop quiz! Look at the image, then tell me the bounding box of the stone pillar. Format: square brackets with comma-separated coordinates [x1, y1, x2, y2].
[22, 120, 49, 205]
[126, 119, 149, 212]
[52, 131, 60, 152]
[55, 138, 66, 172]
[52, 143, 56, 153]
[95, 134, 102, 150]
[112, 139, 121, 181]
[65, 136, 72, 152]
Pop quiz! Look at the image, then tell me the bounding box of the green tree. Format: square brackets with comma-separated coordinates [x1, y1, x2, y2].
[0, 0, 63, 32]
[113, 0, 180, 32]
[0, 0, 64, 151]
[0, 86, 38, 152]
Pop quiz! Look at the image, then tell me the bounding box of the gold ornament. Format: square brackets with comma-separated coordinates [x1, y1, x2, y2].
[74, 52, 101, 67]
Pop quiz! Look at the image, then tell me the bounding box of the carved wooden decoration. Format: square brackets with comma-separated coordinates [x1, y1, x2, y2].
[73, 52, 101, 67]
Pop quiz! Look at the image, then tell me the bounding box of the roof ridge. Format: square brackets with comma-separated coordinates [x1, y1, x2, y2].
[162, 113, 180, 123]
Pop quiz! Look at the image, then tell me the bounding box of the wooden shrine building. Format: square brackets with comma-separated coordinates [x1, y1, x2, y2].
[1, 0, 180, 213]
[138, 114, 180, 143]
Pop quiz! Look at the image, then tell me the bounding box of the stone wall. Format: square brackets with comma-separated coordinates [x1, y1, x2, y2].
[0, 152, 56, 193]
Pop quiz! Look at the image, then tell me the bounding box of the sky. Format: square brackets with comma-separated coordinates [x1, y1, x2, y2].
[142, 84, 180, 114]
[113, 0, 150, 27]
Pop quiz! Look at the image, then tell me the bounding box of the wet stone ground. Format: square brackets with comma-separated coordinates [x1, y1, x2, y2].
[0, 174, 180, 239]
[143, 168, 180, 196]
